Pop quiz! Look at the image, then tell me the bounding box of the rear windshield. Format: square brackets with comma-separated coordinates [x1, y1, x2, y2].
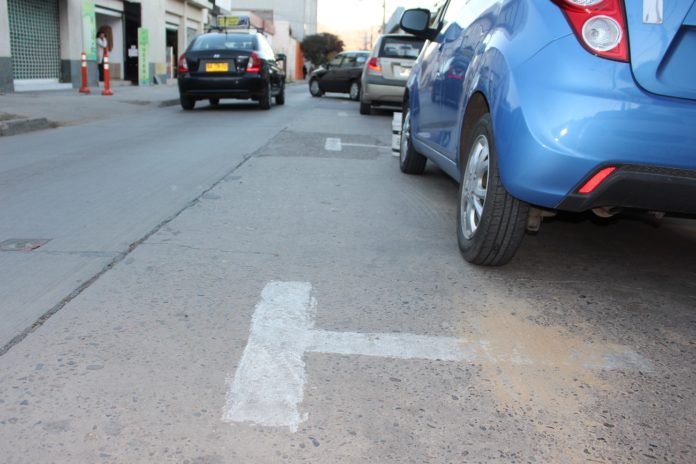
[190, 34, 258, 51]
[379, 37, 425, 59]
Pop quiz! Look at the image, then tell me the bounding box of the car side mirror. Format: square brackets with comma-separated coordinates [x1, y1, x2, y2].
[400, 8, 438, 41]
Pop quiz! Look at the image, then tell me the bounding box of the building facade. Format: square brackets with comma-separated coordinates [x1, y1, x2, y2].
[0, 0, 210, 92]
[234, 0, 317, 41]
[227, 0, 317, 82]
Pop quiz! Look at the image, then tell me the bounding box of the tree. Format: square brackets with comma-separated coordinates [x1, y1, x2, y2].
[301, 33, 345, 67]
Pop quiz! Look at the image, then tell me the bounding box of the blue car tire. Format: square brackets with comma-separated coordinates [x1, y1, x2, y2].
[399, 109, 426, 175]
[457, 114, 528, 266]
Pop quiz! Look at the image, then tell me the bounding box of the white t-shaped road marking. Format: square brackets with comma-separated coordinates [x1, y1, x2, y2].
[222, 281, 476, 431]
[222, 281, 650, 432]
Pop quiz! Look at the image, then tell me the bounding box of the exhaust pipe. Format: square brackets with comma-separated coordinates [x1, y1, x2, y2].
[592, 206, 622, 218]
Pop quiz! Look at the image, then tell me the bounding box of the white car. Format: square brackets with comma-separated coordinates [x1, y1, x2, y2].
[359, 34, 425, 115]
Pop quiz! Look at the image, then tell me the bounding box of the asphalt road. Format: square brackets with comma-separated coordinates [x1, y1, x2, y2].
[0, 84, 695, 463]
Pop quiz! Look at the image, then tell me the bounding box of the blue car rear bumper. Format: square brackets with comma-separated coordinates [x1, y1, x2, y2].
[493, 35, 696, 213]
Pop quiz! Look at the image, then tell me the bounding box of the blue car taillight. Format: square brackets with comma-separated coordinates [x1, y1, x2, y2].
[578, 166, 617, 194]
[552, 0, 629, 62]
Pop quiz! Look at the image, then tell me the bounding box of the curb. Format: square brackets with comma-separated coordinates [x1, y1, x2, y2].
[158, 98, 180, 108]
[0, 117, 52, 137]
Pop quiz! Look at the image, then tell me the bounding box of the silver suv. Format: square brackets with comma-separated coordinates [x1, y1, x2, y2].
[359, 34, 425, 115]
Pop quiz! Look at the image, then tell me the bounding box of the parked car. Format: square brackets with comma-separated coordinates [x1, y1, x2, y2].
[399, 1, 696, 266]
[359, 34, 425, 114]
[308, 51, 370, 100]
[177, 30, 285, 110]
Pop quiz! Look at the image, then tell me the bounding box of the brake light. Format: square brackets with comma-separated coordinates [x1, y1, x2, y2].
[551, 0, 629, 62]
[367, 57, 382, 73]
[247, 52, 262, 73]
[178, 54, 189, 73]
[578, 166, 616, 194]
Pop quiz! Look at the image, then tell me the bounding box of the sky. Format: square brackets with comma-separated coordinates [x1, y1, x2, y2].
[317, 0, 433, 32]
[316, 0, 435, 50]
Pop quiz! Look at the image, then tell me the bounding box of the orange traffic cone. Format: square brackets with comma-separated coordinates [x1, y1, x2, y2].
[79, 52, 90, 94]
[102, 49, 113, 96]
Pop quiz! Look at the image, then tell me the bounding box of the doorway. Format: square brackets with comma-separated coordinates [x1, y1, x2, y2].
[124, 1, 141, 83]
[166, 26, 178, 78]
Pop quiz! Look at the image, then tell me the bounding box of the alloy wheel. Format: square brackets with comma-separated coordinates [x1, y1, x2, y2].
[461, 134, 490, 239]
[349, 82, 359, 100]
[400, 111, 411, 163]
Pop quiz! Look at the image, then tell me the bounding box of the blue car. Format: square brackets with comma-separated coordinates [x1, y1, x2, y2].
[399, 0, 696, 265]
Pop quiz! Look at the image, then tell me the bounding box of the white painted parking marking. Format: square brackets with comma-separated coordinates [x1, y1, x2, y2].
[222, 281, 472, 431]
[324, 138, 389, 152]
[223, 282, 315, 431]
[223, 281, 652, 432]
[308, 330, 474, 361]
[341, 142, 390, 149]
[324, 137, 342, 151]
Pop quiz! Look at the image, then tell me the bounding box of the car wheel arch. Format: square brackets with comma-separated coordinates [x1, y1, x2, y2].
[402, 89, 410, 113]
[459, 92, 491, 175]
[460, 89, 533, 217]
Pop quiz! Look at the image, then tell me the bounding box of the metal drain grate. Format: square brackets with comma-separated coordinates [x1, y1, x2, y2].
[0, 239, 51, 252]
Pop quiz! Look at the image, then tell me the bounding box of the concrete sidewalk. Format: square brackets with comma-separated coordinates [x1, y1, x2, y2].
[0, 80, 180, 136]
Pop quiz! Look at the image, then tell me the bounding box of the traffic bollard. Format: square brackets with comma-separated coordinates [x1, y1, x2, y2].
[102, 49, 113, 96]
[79, 52, 90, 94]
[392, 112, 402, 157]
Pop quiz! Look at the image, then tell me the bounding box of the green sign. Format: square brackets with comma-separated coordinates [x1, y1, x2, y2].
[138, 28, 150, 86]
[82, 1, 96, 60]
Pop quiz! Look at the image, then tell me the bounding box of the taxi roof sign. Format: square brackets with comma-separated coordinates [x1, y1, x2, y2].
[219, 16, 250, 28]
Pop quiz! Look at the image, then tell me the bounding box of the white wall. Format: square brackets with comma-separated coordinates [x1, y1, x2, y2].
[97, 0, 123, 11]
[272, 20, 297, 81]
[140, 0, 208, 77]
[141, 0, 167, 64]
[166, 0, 205, 66]
[234, 0, 317, 40]
[0, 0, 10, 57]
[59, 0, 84, 60]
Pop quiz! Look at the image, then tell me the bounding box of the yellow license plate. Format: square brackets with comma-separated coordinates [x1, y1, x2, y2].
[206, 62, 229, 72]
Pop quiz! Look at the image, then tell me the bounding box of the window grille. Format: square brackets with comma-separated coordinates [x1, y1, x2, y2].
[8, 0, 62, 80]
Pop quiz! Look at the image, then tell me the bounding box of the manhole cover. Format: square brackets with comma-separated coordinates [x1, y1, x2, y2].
[0, 239, 51, 252]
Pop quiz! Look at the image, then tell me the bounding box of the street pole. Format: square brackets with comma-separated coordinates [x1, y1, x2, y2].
[382, 0, 386, 33]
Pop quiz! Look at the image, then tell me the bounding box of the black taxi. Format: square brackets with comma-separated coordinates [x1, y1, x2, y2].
[177, 30, 285, 110]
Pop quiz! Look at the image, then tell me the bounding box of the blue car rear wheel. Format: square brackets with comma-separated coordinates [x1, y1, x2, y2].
[399, 109, 426, 174]
[457, 114, 529, 265]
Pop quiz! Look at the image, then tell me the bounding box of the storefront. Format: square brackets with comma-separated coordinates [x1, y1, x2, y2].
[0, 0, 210, 92]
[6, 0, 66, 91]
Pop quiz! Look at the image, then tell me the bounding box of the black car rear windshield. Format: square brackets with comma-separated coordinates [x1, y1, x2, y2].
[190, 34, 258, 51]
[379, 37, 425, 59]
